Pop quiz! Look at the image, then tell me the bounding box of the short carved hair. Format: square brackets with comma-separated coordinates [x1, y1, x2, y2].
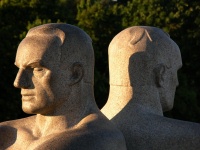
[26, 23, 94, 84]
[109, 26, 180, 86]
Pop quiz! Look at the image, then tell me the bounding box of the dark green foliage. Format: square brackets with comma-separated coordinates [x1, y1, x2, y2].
[0, 0, 200, 122]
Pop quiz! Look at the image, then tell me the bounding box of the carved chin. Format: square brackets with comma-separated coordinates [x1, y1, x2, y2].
[162, 100, 174, 112]
[21, 97, 38, 114]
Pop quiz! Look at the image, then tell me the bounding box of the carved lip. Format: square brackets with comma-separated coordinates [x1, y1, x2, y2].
[22, 94, 34, 96]
[21, 94, 35, 101]
[21, 95, 35, 102]
[21, 90, 35, 96]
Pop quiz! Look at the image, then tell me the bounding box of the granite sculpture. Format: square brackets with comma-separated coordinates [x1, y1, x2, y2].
[101, 26, 200, 150]
[0, 23, 127, 150]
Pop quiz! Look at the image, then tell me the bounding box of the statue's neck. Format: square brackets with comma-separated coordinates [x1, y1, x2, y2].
[34, 83, 99, 137]
[102, 85, 163, 119]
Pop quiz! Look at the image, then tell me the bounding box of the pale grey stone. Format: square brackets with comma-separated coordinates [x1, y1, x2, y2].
[102, 26, 200, 150]
[0, 23, 127, 150]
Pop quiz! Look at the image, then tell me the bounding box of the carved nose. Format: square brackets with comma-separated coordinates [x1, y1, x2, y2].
[14, 69, 30, 88]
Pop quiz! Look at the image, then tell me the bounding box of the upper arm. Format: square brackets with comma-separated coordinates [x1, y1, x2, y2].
[0, 125, 17, 149]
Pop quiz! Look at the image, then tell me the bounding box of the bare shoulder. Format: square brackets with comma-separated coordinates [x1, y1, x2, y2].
[71, 113, 127, 150]
[0, 116, 36, 149]
[0, 115, 35, 127]
[114, 111, 200, 150]
[0, 116, 36, 137]
[0, 120, 18, 149]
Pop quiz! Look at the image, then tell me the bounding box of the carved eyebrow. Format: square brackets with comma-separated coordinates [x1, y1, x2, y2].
[14, 60, 44, 68]
[26, 61, 43, 68]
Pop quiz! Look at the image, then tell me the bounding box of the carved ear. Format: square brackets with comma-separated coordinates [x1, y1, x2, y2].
[154, 64, 166, 87]
[69, 62, 84, 86]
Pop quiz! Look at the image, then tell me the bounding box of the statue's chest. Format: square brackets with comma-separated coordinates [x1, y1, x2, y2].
[6, 130, 58, 150]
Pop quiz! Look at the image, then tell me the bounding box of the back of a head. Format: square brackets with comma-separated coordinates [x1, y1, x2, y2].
[26, 23, 94, 84]
[109, 26, 180, 87]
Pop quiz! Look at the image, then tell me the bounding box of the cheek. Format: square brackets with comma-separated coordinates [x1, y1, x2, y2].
[49, 71, 71, 100]
[52, 78, 70, 99]
[32, 71, 55, 99]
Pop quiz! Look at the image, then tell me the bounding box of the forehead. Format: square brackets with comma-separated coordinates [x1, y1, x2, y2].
[15, 36, 60, 68]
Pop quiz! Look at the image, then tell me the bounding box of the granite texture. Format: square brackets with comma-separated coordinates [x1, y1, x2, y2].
[101, 26, 200, 150]
[0, 23, 127, 150]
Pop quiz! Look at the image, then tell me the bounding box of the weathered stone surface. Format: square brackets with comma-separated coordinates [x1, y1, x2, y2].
[102, 26, 200, 150]
[0, 23, 126, 150]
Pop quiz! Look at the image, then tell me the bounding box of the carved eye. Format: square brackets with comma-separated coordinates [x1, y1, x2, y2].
[33, 67, 45, 78]
[33, 68, 43, 71]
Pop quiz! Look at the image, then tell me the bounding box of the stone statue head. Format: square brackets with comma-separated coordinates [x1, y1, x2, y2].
[108, 26, 182, 111]
[14, 23, 94, 114]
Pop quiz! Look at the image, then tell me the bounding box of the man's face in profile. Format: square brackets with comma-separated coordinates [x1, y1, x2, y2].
[160, 48, 182, 112]
[14, 35, 70, 115]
